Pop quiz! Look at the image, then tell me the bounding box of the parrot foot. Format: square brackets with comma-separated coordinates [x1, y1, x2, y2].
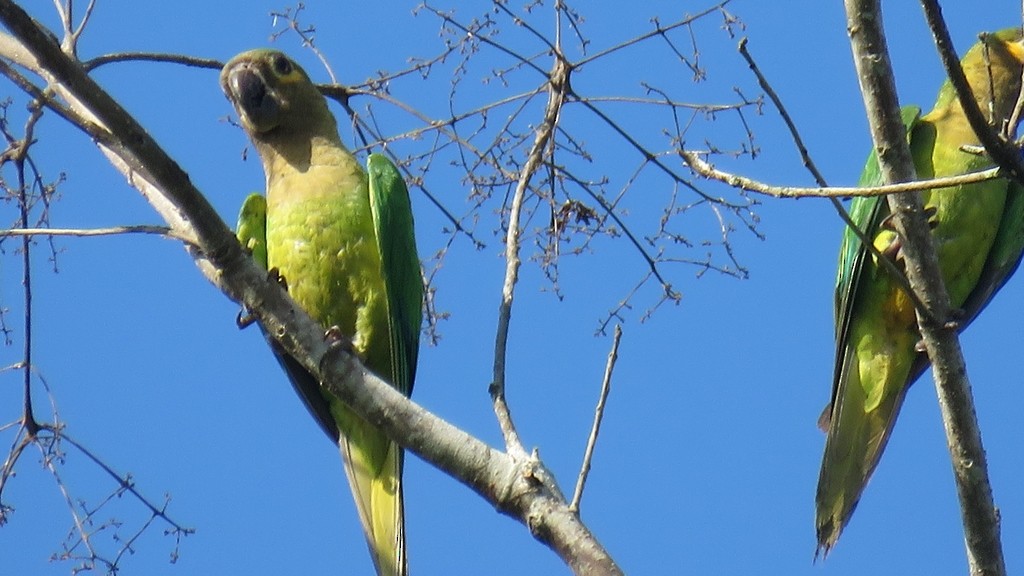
[236, 308, 258, 329]
[881, 235, 904, 261]
[236, 268, 291, 330]
[318, 326, 357, 378]
[324, 325, 356, 354]
[880, 212, 897, 231]
[944, 307, 966, 330]
[912, 312, 960, 351]
[880, 205, 939, 232]
[268, 267, 289, 292]
[881, 205, 938, 263]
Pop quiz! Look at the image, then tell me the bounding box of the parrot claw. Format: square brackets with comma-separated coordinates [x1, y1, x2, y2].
[268, 267, 289, 291]
[942, 307, 966, 331]
[880, 206, 938, 231]
[914, 339, 927, 353]
[882, 236, 904, 261]
[237, 267, 293, 330]
[318, 326, 357, 377]
[816, 403, 833, 433]
[945, 313, 964, 328]
[237, 267, 291, 330]
[236, 308, 258, 329]
[324, 325, 356, 354]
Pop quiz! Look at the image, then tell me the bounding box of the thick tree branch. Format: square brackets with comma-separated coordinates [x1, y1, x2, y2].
[0, 1, 620, 573]
[844, 2, 1005, 575]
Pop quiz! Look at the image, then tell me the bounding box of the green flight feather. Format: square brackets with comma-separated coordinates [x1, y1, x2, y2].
[816, 28, 1024, 556]
[367, 153, 421, 397]
[223, 49, 422, 576]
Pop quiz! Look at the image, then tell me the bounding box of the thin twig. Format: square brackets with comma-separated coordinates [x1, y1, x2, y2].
[57, 431, 194, 535]
[681, 149, 1002, 198]
[559, 165, 680, 300]
[69, 0, 97, 48]
[0, 427, 29, 523]
[569, 324, 621, 514]
[270, 4, 337, 83]
[574, 1, 732, 67]
[83, 52, 222, 72]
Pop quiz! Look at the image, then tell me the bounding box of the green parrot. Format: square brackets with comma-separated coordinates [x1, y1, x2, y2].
[223, 49, 422, 576]
[816, 28, 1024, 555]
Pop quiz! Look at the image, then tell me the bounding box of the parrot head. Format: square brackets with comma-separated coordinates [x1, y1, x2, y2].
[942, 28, 1024, 123]
[220, 49, 333, 137]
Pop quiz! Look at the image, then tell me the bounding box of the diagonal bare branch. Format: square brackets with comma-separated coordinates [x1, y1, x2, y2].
[844, 2, 1005, 573]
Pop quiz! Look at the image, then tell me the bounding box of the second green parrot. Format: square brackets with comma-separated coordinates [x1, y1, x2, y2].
[817, 28, 1024, 554]
[223, 50, 422, 576]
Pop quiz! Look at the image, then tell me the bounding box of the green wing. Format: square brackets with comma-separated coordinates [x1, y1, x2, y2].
[816, 106, 924, 552]
[237, 192, 268, 269]
[829, 105, 922, 415]
[354, 152, 421, 576]
[366, 153, 422, 395]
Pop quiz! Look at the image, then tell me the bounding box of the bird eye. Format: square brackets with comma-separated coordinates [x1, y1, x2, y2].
[273, 55, 293, 75]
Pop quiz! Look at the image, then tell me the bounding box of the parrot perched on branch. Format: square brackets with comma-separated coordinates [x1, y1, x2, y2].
[222, 49, 422, 576]
[816, 28, 1024, 555]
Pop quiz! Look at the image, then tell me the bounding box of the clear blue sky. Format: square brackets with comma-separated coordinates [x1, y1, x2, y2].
[3, 1, 1024, 574]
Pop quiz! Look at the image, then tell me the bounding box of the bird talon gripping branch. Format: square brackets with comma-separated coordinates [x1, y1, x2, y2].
[267, 267, 288, 292]
[324, 325, 356, 353]
[923, 205, 940, 229]
[235, 308, 257, 330]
